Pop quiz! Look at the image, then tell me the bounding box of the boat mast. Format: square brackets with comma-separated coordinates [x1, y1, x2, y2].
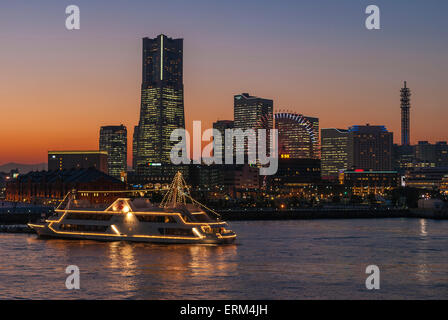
[161, 171, 189, 208]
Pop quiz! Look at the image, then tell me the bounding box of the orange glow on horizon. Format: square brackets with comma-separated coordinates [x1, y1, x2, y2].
[1, 33, 447, 165]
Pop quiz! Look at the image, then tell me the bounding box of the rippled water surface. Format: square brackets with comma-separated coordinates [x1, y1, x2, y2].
[0, 219, 447, 299]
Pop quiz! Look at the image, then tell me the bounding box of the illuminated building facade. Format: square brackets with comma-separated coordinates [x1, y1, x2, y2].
[48, 151, 108, 174]
[132, 125, 139, 170]
[341, 170, 400, 196]
[347, 125, 393, 171]
[275, 112, 319, 160]
[234, 93, 273, 162]
[321, 128, 349, 179]
[5, 168, 125, 204]
[129, 164, 189, 187]
[393, 144, 415, 171]
[270, 158, 321, 188]
[133, 34, 185, 168]
[191, 164, 260, 197]
[440, 175, 448, 195]
[99, 125, 127, 179]
[0, 173, 6, 199]
[415, 141, 448, 167]
[405, 167, 448, 190]
[416, 141, 438, 165]
[213, 120, 234, 162]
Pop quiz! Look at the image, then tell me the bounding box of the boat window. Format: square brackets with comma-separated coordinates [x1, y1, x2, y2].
[59, 224, 108, 232]
[65, 213, 113, 221]
[158, 228, 194, 236]
[192, 213, 212, 222]
[135, 215, 176, 223]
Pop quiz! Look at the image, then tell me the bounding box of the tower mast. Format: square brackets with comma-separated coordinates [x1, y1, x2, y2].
[400, 81, 411, 146]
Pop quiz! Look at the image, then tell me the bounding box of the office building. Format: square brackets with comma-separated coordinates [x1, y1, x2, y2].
[275, 112, 319, 160]
[270, 158, 321, 188]
[213, 120, 234, 162]
[393, 144, 416, 171]
[132, 126, 139, 170]
[341, 170, 400, 196]
[48, 151, 108, 173]
[128, 164, 189, 187]
[234, 93, 273, 162]
[99, 125, 127, 179]
[133, 34, 185, 168]
[415, 141, 448, 167]
[321, 128, 349, 179]
[347, 124, 393, 171]
[405, 167, 448, 190]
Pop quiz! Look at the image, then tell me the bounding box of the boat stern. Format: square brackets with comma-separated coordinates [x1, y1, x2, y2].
[199, 226, 237, 244]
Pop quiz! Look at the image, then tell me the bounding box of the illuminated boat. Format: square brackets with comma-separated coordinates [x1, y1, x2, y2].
[28, 172, 236, 244]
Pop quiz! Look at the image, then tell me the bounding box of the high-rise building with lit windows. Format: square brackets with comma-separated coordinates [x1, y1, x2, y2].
[213, 120, 234, 161]
[347, 124, 393, 171]
[132, 125, 139, 170]
[133, 34, 185, 169]
[275, 112, 319, 160]
[321, 128, 349, 179]
[99, 125, 127, 179]
[415, 141, 448, 167]
[234, 93, 273, 162]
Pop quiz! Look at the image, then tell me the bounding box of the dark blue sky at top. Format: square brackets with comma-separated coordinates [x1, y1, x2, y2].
[1, 0, 447, 45]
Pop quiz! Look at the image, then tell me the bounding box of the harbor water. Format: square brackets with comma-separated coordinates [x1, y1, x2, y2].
[0, 218, 447, 299]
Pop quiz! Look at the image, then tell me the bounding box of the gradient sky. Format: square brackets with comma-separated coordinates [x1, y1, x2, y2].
[1, 0, 447, 165]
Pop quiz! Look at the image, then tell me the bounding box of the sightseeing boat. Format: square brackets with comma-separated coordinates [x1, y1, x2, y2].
[28, 172, 236, 244]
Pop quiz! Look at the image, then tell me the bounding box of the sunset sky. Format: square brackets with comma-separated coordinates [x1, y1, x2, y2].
[1, 0, 447, 165]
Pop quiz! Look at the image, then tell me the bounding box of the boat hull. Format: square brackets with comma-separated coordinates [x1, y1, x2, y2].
[28, 223, 236, 245]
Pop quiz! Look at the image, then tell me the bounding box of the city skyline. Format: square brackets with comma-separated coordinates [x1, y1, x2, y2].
[1, 1, 447, 165]
[2, 2, 448, 304]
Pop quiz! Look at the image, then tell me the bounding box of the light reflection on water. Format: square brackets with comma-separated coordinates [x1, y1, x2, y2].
[420, 219, 428, 237]
[1, 219, 448, 299]
[416, 219, 429, 284]
[108, 242, 138, 294]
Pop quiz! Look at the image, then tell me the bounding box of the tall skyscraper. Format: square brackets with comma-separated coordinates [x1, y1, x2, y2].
[321, 128, 349, 179]
[133, 34, 185, 169]
[275, 112, 319, 159]
[400, 81, 411, 146]
[213, 120, 234, 161]
[347, 124, 393, 171]
[234, 93, 273, 162]
[99, 125, 127, 179]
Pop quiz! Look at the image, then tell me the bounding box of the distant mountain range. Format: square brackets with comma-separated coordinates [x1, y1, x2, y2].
[0, 163, 47, 174]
